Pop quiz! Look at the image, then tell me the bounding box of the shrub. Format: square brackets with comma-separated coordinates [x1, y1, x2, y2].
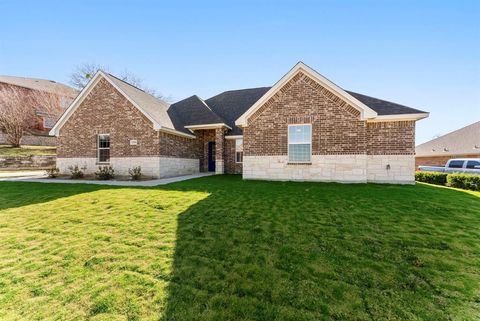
[45, 167, 59, 178]
[68, 165, 86, 179]
[415, 171, 448, 185]
[447, 174, 480, 191]
[128, 166, 142, 180]
[95, 166, 115, 180]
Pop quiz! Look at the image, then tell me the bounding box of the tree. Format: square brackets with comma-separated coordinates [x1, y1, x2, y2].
[0, 86, 63, 147]
[69, 63, 167, 101]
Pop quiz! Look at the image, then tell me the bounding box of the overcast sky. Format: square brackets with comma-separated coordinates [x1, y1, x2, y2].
[1, 0, 479, 144]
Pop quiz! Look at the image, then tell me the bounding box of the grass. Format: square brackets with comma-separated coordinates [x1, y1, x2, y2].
[0, 176, 479, 320]
[0, 145, 56, 156]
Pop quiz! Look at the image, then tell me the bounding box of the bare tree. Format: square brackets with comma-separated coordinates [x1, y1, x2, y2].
[0, 86, 62, 147]
[69, 63, 167, 101]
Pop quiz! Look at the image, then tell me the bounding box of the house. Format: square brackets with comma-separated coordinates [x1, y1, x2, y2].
[0, 75, 77, 145]
[415, 121, 480, 167]
[50, 62, 429, 183]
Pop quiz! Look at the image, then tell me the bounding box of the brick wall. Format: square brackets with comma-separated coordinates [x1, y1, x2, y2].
[367, 121, 415, 155]
[244, 71, 367, 156]
[57, 78, 160, 158]
[225, 139, 242, 174]
[244, 71, 416, 157]
[415, 154, 480, 168]
[159, 132, 200, 159]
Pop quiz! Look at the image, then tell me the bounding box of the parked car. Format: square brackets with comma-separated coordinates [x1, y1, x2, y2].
[418, 158, 480, 174]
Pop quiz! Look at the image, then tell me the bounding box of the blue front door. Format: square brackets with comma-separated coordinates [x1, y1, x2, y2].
[208, 141, 216, 172]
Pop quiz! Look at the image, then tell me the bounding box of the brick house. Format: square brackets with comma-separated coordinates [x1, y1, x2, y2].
[50, 62, 429, 183]
[0, 75, 77, 145]
[415, 121, 480, 168]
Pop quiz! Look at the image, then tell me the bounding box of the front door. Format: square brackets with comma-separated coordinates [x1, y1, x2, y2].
[208, 141, 216, 172]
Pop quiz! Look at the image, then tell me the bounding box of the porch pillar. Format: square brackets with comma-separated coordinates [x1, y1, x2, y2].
[215, 128, 225, 174]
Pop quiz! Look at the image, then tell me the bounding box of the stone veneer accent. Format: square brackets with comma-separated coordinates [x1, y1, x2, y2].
[57, 156, 199, 178]
[159, 157, 199, 178]
[243, 155, 415, 184]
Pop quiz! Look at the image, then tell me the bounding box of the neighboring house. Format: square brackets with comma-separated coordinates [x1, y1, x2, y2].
[0, 75, 77, 145]
[415, 121, 480, 167]
[50, 62, 428, 183]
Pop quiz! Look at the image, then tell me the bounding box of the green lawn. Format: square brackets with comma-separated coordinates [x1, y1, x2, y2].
[0, 145, 56, 156]
[0, 176, 479, 320]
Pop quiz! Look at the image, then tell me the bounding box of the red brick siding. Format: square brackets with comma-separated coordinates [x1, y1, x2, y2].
[57, 78, 160, 158]
[244, 71, 367, 156]
[159, 132, 200, 159]
[225, 139, 242, 174]
[415, 154, 480, 168]
[366, 121, 415, 155]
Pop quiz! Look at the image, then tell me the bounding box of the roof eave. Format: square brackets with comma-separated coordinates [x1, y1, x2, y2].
[368, 112, 430, 122]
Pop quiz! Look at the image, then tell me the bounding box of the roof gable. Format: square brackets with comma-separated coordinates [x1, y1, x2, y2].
[50, 71, 194, 138]
[235, 62, 378, 127]
[205, 87, 271, 135]
[168, 95, 225, 134]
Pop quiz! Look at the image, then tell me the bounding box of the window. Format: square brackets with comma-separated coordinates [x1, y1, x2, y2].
[288, 124, 312, 163]
[43, 117, 55, 129]
[235, 138, 243, 163]
[448, 160, 464, 168]
[466, 160, 480, 169]
[97, 134, 110, 163]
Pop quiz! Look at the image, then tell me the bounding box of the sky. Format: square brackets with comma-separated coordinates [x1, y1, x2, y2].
[1, 0, 479, 144]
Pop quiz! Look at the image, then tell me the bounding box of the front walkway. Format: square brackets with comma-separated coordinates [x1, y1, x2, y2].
[0, 172, 214, 186]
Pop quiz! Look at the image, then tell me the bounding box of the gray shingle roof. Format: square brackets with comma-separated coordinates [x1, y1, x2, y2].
[0, 75, 78, 97]
[103, 73, 174, 129]
[168, 95, 225, 134]
[416, 121, 480, 157]
[205, 87, 271, 135]
[346, 91, 427, 115]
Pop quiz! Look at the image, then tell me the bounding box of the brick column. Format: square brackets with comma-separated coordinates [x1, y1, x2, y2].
[215, 128, 225, 174]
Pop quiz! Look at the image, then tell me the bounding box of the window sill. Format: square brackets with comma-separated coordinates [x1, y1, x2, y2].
[96, 162, 110, 165]
[287, 162, 312, 166]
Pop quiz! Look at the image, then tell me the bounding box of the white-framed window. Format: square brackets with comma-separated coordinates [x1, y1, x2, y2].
[43, 117, 55, 129]
[97, 134, 110, 163]
[288, 124, 312, 163]
[235, 138, 243, 163]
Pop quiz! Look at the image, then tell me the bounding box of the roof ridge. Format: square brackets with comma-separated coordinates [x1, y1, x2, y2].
[207, 86, 271, 99]
[104, 72, 147, 94]
[416, 121, 480, 147]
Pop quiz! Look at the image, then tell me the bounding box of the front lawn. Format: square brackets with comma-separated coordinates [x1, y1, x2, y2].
[0, 176, 479, 320]
[0, 145, 56, 156]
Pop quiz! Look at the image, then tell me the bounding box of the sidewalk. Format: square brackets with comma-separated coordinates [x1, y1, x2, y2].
[0, 172, 214, 186]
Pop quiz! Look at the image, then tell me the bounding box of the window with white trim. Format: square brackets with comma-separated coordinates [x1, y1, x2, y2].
[235, 138, 243, 163]
[288, 124, 312, 163]
[97, 134, 110, 163]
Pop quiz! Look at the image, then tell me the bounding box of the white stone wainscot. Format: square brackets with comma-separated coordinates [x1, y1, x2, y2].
[159, 157, 199, 178]
[57, 157, 199, 178]
[243, 155, 368, 183]
[243, 154, 415, 184]
[366, 155, 415, 184]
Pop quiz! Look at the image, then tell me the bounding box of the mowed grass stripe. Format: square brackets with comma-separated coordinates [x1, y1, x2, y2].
[0, 176, 479, 320]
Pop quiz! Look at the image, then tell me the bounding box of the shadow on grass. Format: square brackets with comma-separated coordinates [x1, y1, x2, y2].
[0, 176, 479, 320]
[159, 175, 480, 321]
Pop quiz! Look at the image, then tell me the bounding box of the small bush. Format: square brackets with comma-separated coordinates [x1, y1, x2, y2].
[68, 165, 86, 179]
[128, 166, 142, 180]
[447, 174, 480, 191]
[95, 166, 114, 180]
[45, 167, 59, 178]
[415, 171, 448, 185]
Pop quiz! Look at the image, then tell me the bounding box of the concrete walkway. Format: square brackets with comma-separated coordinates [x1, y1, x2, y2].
[0, 172, 214, 186]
